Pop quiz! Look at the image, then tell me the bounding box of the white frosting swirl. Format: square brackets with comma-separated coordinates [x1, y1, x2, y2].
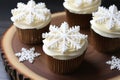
[91, 5, 120, 38]
[42, 22, 88, 60]
[11, 0, 51, 29]
[63, 0, 101, 14]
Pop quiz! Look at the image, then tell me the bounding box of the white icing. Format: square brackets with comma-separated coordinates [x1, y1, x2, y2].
[11, 0, 51, 29]
[15, 47, 40, 63]
[74, 0, 93, 7]
[42, 22, 88, 60]
[91, 24, 120, 38]
[43, 40, 88, 60]
[91, 5, 120, 38]
[63, 0, 101, 14]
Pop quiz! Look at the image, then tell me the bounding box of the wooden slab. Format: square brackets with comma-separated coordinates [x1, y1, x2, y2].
[1, 12, 120, 80]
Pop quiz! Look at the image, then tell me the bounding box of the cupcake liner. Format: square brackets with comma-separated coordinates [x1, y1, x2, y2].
[16, 23, 50, 44]
[65, 9, 92, 29]
[91, 29, 120, 53]
[46, 53, 85, 74]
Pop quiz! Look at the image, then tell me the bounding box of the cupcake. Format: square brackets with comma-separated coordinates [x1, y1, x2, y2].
[11, 0, 51, 44]
[42, 22, 88, 74]
[63, 0, 101, 30]
[90, 5, 120, 53]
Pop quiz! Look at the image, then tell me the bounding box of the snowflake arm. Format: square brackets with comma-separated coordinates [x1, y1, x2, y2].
[60, 38, 68, 53]
[113, 16, 120, 27]
[11, 12, 26, 21]
[17, 2, 26, 9]
[49, 25, 63, 34]
[26, 13, 34, 24]
[35, 3, 46, 9]
[95, 17, 108, 24]
[47, 37, 62, 49]
[107, 18, 114, 30]
[68, 26, 80, 34]
[66, 37, 81, 50]
[34, 12, 45, 21]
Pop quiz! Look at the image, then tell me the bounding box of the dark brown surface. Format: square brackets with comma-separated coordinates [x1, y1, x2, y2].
[65, 9, 92, 30]
[2, 12, 120, 80]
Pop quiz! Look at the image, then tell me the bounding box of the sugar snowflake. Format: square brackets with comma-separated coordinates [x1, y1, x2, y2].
[11, 0, 50, 24]
[106, 56, 120, 70]
[93, 5, 120, 30]
[15, 47, 40, 63]
[42, 22, 87, 54]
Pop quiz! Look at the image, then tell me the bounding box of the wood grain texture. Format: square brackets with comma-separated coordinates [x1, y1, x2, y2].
[1, 12, 120, 80]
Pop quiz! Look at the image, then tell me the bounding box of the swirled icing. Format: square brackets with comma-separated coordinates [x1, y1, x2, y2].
[91, 5, 120, 38]
[63, 0, 101, 14]
[11, 0, 51, 29]
[42, 22, 88, 60]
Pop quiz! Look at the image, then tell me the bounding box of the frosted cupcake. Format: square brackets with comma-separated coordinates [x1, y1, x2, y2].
[90, 5, 120, 53]
[11, 0, 51, 44]
[63, 0, 101, 29]
[42, 22, 88, 74]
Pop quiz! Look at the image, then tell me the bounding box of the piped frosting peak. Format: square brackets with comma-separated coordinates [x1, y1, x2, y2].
[11, 0, 51, 29]
[42, 22, 88, 54]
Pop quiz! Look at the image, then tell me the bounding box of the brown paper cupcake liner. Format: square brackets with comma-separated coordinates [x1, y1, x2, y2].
[65, 9, 92, 30]
[90, 29, 120, 53]
[16, 23, 50, 44]
[46, 53, 85, 74]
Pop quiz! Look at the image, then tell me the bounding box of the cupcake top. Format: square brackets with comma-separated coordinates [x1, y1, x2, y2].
[42, 22, 88, 60]
[11, 0, 51, 29]
[91, 5, 120, 38]
[63, 0, 101, 14]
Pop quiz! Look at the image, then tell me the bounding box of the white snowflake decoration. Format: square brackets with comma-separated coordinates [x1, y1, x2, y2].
[93, 5, 120, 30]
[15, 47, 40, 63]
[42, 22, 88, 54]
[11, 0, 51, 24]
[106, 56, 120, 70]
